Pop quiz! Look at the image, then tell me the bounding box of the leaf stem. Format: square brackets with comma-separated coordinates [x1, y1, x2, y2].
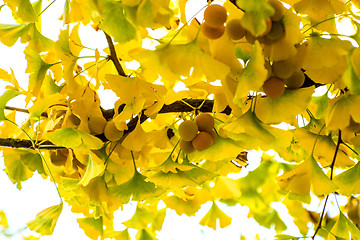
[38, 0, 57, 16]
[6, 120, 63, 203]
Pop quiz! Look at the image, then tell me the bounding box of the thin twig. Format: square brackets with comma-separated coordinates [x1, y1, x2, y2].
[104, 32, 127, 77]
[312, 130, 342, 239]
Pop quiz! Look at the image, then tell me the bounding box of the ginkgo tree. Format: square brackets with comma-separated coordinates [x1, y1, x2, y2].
[1, 0, 360, 239]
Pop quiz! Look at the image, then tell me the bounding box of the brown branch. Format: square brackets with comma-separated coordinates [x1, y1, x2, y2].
[104, 32, 127, 77]
[312, 129, 342, 239]
[0, 138, 64, 150]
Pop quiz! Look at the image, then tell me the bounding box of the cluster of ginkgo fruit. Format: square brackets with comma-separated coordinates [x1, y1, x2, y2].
[178, 113, 217, 153]
[87, 115, 124, 141]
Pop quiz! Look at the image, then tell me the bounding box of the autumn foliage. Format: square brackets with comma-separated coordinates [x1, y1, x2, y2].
[1, 0, 360, 239]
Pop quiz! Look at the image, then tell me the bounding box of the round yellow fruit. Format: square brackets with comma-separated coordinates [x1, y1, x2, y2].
[104, 120, 124, 141]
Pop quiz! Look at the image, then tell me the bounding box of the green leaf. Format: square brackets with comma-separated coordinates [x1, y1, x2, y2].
[253, 209, 287, 232]
[4, 0, 38, 23]
[330, 211, 360, 239]
[47, 128, 104, 149]
[333, 161, 360, 196]
[79, 155, 105, 186]
[99, 2, 136, 43]
[255, 87, 315, 124]
[199, 202, 232, 230]
[3, 148, 34, 189]
[27, 203, 63, 235]
[0, 24, 30, 47]
[18, 149, 45, 175]
[0, 89, 19, 121]
[110, 169, 164, 203]
[236, 0, 274, 36]
[233, 41, 268, 106]
[77, 217, 103, 240]
[25, 47, 55, 97]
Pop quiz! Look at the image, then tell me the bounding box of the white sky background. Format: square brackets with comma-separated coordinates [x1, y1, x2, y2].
[0, 0, 354, 239]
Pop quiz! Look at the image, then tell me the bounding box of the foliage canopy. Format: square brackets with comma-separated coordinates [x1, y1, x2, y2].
[1, 0, 360, 239]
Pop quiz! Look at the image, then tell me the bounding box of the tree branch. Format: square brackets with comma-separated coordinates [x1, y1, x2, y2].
[104, 32, 127, 77]
[312, 130, 342, 239]
[0, 138, 64, 150]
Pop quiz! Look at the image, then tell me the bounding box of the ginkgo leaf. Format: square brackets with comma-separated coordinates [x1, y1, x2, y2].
[294, 128, 355, 167]
[211, 176, 241, 200]
[233, 41, 267, 106]
[27, 23, 54, 52]
[343, 49, 360, 95]
[151, 154, 195, 173]
[293, 0, 346, 22]
[329, 211, 360, 240]
[163, 195, 201, 216]
[4, 0, 38, 23]
[123, 206, 165, 231]
[105, 229, 130, 240]
[277, 156, 338, 197]
[77, 216, 103, 240]
[3, 148, 34, 189]
[28, 93, 64, 118]
[253, 209, 287, 233]
[131, 41, 230, 87]
[136, 229, 157, 240]
[47, 128, 104, 149]
[325, 94, 360, 131]
[220, 110, 292, 152]
[255, 87, 314, 124]
[188, 136, 244, 163]
[17, 149, 45, 175]
[236, 0, 274, 36]
[25, 47, 55, 96]
[121, 122, 147, 152]
[79, 155, 105, 186]
[147, 170, 198, 188]
[0, 89, 19, 121]
[0, 210, 8, 232]
[333, 161, 360, 196]
[110, 169, 164, 203]
[99, 1, 136, 43]
[27, 203, 63, 235]
[199, 202, 232, 230]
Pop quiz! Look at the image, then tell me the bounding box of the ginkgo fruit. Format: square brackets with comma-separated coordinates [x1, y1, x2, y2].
[268, 0, 285, 21]
[272, 59, 295, 79]
[50, 150, 68, 166]
[263, 76, 285, 98]
[208, 129, 218, 142]
[201, 23, 226, 39]
[68, 113, 81, 126]
[104, 120, 124, 141]
[178, 120, 198, 141]
[179, 139, 196, 153]
[88, 115, 107, 135]
[266, 20, 285, 41]
[195, 113, 215, 132]
[284, 70, 305, 89]
[226, 18, 246, 40]
[261, 18, 273, 36]
[203, 4, 227, 28]
[192, 132, 214, 151]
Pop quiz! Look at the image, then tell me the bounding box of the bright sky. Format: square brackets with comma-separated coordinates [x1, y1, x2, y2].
[0, 0, 354, 239]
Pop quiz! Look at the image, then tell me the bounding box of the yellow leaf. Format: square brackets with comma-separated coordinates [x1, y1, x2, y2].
[255, 87, 314, 124]
[77, 216, 103, 240]
[199, 202, 232, 230]
[277, 156, 338, 197]
[79, 154, 105, 186]
[234, 41, 267, 106]
[27, 203, 63, 235]
[122, 122, 147, 151]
